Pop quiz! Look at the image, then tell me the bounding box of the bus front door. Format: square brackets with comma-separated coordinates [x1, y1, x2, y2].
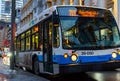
[43, 19, 53, 73]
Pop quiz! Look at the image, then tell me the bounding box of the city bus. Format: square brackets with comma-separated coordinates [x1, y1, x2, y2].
[15, 5, 120, 75]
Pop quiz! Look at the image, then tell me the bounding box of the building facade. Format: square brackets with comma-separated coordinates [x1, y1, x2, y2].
[0, 0, 23, 49]
[0, 0, 11, 22]
[0, 0, 23, 22]
[0, 21, 10, 48]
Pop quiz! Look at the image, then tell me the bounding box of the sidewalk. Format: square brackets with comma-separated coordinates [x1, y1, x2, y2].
[0, 58, 49, 81]
[0, 59, 16, 81]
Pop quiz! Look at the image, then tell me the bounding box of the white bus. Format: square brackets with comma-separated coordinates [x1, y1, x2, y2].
[15, 5, 120, 75]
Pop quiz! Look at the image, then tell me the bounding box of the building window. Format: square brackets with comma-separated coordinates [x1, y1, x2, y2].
[69, 0, 74, 5]
[53, 0, 57, 5]
[47, 2, 52, 8]
[78, 0, 81, 5]
[62, 0, 65, 5]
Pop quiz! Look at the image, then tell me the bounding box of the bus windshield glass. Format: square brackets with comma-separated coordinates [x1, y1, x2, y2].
[57, 6, 120, 50]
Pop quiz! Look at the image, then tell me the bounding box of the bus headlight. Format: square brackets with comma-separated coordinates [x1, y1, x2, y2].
[112, 52, 117, 58]
[71, 54, 78, 62]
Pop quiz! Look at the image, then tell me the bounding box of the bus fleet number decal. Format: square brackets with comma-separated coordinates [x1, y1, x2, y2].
[81, 51, 94, 55]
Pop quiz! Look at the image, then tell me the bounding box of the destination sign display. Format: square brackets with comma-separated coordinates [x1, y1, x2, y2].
[69, 9, 99, 17]
[57, 6, 111, 17]
[57, 6, 107, 17]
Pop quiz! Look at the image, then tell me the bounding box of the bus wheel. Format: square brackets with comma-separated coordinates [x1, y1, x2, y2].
[33, 57, 39, 75]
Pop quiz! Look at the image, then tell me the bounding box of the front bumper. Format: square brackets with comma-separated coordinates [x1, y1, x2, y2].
[59, 61, 120, 74]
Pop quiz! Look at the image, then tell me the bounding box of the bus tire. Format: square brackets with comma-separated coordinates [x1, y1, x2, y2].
[33, 57, 39, 75]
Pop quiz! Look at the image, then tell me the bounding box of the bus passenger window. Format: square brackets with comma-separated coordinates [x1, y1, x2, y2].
[53, 26, 60, 48]
[26, 37, 30, 50]
[21, 34, 25, 51]
[32, 34, 39, 50]
[17, 37, 20, 51]
[26, 30, 31, 50]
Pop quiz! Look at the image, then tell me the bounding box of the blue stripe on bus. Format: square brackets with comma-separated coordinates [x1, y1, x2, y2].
[38, 55, 43, 61]
[38, 54, 120, 64]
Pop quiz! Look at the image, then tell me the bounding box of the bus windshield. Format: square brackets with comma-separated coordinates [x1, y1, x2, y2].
[58, 7, 120, 50]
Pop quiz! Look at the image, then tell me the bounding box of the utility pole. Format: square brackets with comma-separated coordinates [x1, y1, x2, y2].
[10, 0, 16, 69]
